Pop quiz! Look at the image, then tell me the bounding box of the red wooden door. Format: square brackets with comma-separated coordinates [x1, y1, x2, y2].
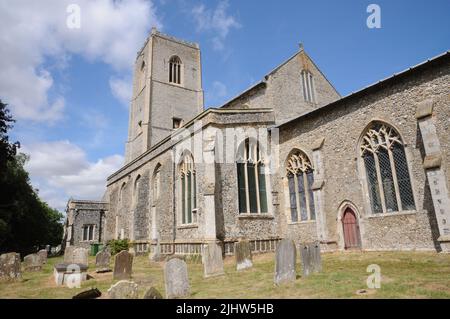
[342, 208, 361, 249]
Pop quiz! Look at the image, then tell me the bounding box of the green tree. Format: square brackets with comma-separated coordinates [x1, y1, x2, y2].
[0, 100, 64, 255]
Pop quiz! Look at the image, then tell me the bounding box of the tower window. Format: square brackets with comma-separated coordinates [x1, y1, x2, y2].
[169, 56, 182, 85]
[301, 70, 316, 103]
[173, 117, 182, 129]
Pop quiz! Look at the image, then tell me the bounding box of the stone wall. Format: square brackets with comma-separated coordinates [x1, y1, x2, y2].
[278, 55, 450, 251]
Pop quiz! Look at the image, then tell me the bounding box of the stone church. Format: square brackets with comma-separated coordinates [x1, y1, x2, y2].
[63, 28, 450, 255]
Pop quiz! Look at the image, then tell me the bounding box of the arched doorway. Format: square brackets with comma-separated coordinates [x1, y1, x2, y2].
[342, 208, 361, 249]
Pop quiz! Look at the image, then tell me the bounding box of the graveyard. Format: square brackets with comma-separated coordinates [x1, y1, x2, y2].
[1, 249, 450, 299]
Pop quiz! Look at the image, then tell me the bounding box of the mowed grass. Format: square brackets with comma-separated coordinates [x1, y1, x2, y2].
[0, 251, 449, 299]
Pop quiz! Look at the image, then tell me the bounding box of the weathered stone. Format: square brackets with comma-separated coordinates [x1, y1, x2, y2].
[107, 280, 138, 299]
[310, 242, 322, 273]
[113, 250, 133, 280]
[0, 253, 21, 281]
[235, 240, 253, 271]
[143, 287, 163, 299]
[64, 246, 88, 265]
[274, 239, 297, 285]
[95, 250, 111, 272]
[37, 249, 48, 264]
[72, 288, 102, 299]
[23, 253, 43, 272]
[54, 263, 88, 287]
[300, 243, 322, 277]
[164, 258, 190, 299]
[202, 242, 224, 278]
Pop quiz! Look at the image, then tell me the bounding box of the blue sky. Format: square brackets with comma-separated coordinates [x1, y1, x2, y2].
[1, 0, 449, 211]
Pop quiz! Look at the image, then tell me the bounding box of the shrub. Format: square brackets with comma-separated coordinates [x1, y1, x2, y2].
[107, 239, 129, 255]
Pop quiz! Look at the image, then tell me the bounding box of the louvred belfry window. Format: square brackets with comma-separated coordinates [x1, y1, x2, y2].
[360, 123, 415, 214]
[169, 56, 182, 85]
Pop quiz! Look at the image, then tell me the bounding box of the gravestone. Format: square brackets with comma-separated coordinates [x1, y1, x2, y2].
[300, 242, 322, 277]
[235, 240, 253, 271]
[0, 252, 21, 281]
[95, 250, 111, 272]
[143, 287, 163, 299]
[149, 239, 163, 262]
[23, 253, 43, 272]
[64, 246, 88, 265]
[37, 249, 48, 264]
[310, 242, 322, 273]
[107, 280, 138, 299]
[202, 242, 224, 278]
[113, 250, 133, 280]
[299, 244, 312, 277]
[63, 246, 76, 263]
[164, 258, 190, 299]
[274, 239, 297, 285]
[72, 247, 89, 265]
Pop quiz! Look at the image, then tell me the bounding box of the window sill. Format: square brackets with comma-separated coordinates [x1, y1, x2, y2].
[177, 224, 198, 230]
[237, 214, 274, 220]
[366, 210, 417, 219]
[288, 220, 316, 225]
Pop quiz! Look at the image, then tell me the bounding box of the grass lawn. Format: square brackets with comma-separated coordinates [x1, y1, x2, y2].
[0, 251, 449, 299]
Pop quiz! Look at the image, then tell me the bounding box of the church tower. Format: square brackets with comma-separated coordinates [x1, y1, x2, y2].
[125, 28, 204, 163]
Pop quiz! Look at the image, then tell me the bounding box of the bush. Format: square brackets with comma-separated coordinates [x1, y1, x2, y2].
[107, 239, 129, 255]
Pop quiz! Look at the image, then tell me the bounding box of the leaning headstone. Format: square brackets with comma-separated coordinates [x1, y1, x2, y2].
[164, 258, 190, 299]
[299, 244, 313, 277]
[235, 240, 253, 271]
[95, 250, 111, 272]
[107, 280, 138, 299]
[23, 253, 43, 272]
[0, 252, 21, 281]
[113, 250, 133, 280]
[202, 242, 224, 278]
[143, 287, 163, 299]
[37, 249, 48, 264]
[72, 288, 102, 299]
[274, 239, 297, 285]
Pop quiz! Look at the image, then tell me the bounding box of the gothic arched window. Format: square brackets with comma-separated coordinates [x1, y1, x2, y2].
[360, 122, 415, 214]
[236, 138, 268, 214]
[179, 152, 196, 224]
[169, 56, 182, 85]
[286, 150, 315, 222]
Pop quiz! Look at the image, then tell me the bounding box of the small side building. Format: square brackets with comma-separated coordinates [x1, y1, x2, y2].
[63, 199, 109, 249]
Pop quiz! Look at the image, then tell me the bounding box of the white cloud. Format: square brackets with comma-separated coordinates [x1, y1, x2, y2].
[109, 76, 132, 107]
[192, 0, 240, 51]
[22, 141, 123, 211]
[0, 0, 161, 122]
